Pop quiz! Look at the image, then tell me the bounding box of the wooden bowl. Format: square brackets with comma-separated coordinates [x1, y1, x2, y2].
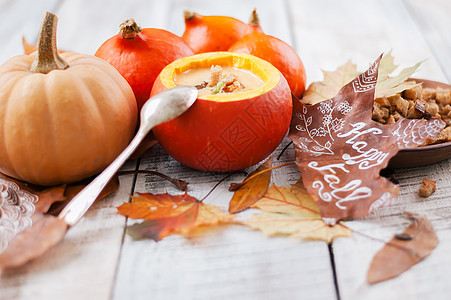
[388, 78, 451, 168]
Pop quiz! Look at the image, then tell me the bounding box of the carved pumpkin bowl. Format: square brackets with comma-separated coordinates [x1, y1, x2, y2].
[151, 52, 292, 172]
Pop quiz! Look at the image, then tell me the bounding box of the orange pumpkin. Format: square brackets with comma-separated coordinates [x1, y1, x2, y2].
[182, 11, 247, 54]
[95, 18, 194, 111]
[151, 52, 292, 172]
[229, 9, 307, 98]
[0, 12, 137, 186]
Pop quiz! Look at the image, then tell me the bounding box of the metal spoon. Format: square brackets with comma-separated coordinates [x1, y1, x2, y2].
[58, 86, 198, 227]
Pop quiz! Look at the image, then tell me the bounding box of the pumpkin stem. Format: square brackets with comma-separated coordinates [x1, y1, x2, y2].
[31, 12, 69, 74]
[119, 18, 142, 39]
[183, 10, 196, 22]
[248, 8, 260, 26]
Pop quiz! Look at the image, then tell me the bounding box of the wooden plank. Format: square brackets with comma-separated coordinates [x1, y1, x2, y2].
[0, 0, 60, 64]
[403, 0, 451, 82]
[286, 0, 451, 298]
[112, 2, 336, 299]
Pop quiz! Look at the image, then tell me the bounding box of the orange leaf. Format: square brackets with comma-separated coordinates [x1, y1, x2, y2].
[367, 213, 438, 284]
[117, 192, 235, 241]
[22, 36, 37, 55]
[127, 202, 200, 241]
[228, 157, 273, 213]
[118, 192, 197, 220]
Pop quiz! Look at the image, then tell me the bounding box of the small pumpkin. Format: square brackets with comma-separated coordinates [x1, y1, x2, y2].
[0, 12, 137, 186]
[182, 11, 247, 54]
[151, 52, 292, 172]
[229, 9, 307, 98]
[95, 18, 194, 110]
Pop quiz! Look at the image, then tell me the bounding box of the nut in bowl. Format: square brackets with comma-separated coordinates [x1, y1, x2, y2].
[389, 78, 451, 168]
[151, 52, 292, 172]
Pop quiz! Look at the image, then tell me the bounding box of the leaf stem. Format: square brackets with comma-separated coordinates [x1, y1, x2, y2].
[117, 170, 188, 191]
[199, 171, 247, 202]
[338, 221, 417, 256]
[277, 141, 293, 160]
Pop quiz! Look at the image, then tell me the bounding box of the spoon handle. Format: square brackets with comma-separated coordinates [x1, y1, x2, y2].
[58, 127, 148, 227]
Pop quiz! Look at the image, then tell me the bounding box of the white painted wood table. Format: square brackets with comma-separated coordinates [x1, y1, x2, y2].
[1, 0, 450, 299]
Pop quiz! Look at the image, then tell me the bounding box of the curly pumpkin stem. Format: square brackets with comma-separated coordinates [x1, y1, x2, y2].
[31, 12, 69, 74]
[248, 8, 260, 26]
[119, 18, 142, 39]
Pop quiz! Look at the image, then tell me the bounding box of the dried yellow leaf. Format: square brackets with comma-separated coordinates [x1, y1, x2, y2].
[242, 184, 351, 243]
[302, 52, 422, 105]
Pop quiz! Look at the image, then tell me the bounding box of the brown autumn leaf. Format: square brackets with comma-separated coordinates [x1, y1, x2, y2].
[228, 157, 273, 213]
[117, 192, 235, 241]
[0, 173, 119, 269]
[302, 52, 421, 105]
[0, 213, 67, 269]
[367, 212, 438, 284]
[289, 55, 445, 223]
[46, 175, 120, 215]
[242, 180, 351, 243]
[34, 185, 66, 213]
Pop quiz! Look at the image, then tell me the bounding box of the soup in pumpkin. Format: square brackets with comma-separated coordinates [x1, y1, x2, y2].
[174, 65, 264, 97]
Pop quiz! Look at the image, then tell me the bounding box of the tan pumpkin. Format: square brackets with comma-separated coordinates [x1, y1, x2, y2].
[0, 12, 137, 186]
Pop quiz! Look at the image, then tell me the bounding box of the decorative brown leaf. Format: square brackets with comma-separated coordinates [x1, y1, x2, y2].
[302, 52, 421, 105]
[289, 55, 445, 223]
[117, 192, 235, 241]
[228, 157, 273, 213]
[242, 180, 351, 243]
[367, 213, 438, 284]
[0, 213, 67, 269]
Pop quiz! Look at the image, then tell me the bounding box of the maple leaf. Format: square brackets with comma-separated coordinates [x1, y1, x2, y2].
[367, 212, 438, 284]
[302, 60, 359, 105]
[228, 157, 273, 213]
[289, 55, 445, 223]
[242, 182, 351, 243]
[302, 52, 421, 105]
[117, 192, 235, 241]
